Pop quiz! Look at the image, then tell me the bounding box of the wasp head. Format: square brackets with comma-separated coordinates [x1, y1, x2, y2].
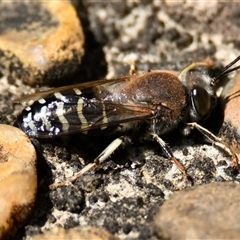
[179, 56, 240, 126]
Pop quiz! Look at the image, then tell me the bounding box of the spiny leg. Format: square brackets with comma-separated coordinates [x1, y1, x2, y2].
[187, 122, 238, 167]
[178, 60, 213, 80]
[151, 133, 189, 182]
[49, 137, 124, 190]
[129, 62, 138, 75]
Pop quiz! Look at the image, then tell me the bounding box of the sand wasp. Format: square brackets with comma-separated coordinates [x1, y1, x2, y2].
[15, 55, 240, 188]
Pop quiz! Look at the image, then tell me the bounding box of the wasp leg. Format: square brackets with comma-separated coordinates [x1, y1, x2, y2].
[129, 62, 138, 75]
[49, 137, 124, 190]
[151, 133, 190, 182]
[187, 122, 238, 167]
[178, 60, 213, 80]
[94, 137, 123, 164]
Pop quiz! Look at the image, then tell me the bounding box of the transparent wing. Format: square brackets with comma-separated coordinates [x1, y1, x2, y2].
[15, 74, 157, 137]
[61, 99, 155, 134]
[14, 77, 129, 105]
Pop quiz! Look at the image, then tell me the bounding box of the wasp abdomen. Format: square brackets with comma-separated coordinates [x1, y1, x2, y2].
[16, 89, 109, 137]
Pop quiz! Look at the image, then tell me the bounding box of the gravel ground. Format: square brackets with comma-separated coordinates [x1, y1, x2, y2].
[1, 1, 240, 239]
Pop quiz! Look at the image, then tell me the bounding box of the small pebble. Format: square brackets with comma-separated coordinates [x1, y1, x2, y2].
[0, 1, 84, 85]
[33, 226, 115, 240]
[220, 74, 240, 153]
[0, 124, 37, 239]
[154, 182, 240, 239]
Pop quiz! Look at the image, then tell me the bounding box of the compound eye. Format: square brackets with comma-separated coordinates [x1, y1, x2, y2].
[191, 86, 211, 117]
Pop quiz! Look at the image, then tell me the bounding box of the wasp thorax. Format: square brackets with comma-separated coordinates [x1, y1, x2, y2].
[127, 71, 187, 119]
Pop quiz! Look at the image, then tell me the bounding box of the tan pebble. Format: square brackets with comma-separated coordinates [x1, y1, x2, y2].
[0, 125, 37, 239]
[0, 0, 84, 85]
[154, 182, 240, 239]
[220, 75, 240, 153]
[33, 226, 116, 240]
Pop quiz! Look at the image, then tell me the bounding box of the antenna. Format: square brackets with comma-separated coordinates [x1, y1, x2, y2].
[211, 55, 240, 85]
